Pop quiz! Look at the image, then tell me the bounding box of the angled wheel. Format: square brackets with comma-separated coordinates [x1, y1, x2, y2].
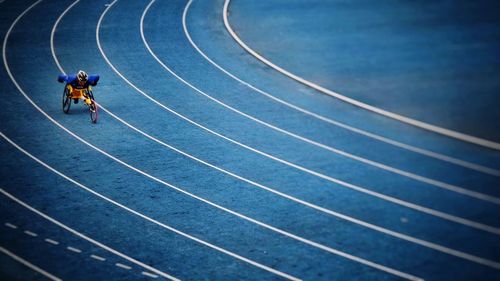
[62, 87, 71, 113]
[89, 98, 98, 123]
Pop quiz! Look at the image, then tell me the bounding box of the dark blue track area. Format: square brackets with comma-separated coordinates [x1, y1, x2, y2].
[229, 0, 500, 142]
[1, 0, 499, 280]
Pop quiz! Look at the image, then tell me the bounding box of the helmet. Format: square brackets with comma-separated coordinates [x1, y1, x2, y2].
[77, 70, 88, 83]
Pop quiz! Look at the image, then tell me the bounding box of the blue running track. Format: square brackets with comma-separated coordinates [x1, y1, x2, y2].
[1, 0, 499, 280]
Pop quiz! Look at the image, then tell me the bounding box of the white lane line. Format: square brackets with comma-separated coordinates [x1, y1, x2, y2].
[142, 271, 159, 278]
[14, 0, 496, 276]
[90, 254, 106, 261]
[2, 39, 423, 274]
[67, 246, 82, 254]
[47, 2, 490, 275]
[0, 188, 179, 281]
[0, 246, 62, 281]
[50, 0, 79, 72]
[0, 131, 295, 281]
[24, 230, 38, 237]
[45, 0, 294, 280]
[116, 263, 132, 270]
[182, 0, 500, 177]
[5, 222, 18, 229]
[222, 0, 500, 151]
[142, 0, 499, 234]
[103, 0, 491, 272]
[141, 0, 500, 206]
[11, 0, 495, 277]
[97, 98, 500, 256]
[44, 0, 495, 274]
[45, 239, 60, 246]
[0, 127, 433, 281]
[49, 0, 499, 268]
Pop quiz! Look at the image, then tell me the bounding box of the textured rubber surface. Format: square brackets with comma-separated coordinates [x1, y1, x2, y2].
[1, 0, 499, 280]
[228, 0, 500, 143]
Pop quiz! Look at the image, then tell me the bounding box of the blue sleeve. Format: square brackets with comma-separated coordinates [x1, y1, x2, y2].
[57, 74, 68, 83]
[88, 75, 99, 86]
[58, 74, 78, 84]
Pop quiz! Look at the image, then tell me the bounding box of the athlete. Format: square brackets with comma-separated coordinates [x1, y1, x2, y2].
[58, 70, 99, 104]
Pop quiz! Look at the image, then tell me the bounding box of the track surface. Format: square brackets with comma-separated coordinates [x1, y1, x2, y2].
[1, 0, 499, 280]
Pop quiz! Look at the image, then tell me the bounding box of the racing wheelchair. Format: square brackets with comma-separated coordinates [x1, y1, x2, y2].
[58, 74, 99, 123]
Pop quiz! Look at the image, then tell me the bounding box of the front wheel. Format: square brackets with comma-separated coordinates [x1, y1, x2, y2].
[89, 100, 98, 123]
[62, 87, 71, 113]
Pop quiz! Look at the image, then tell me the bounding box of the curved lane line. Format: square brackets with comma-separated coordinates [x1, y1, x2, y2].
[222, 0, 500, 151]
[51, 0, 500, 268]
[4, 1, 299, 280]
[4, 1, 419, 279]
[0, 188, 179, 281]
[102, 0, 500, 234]
[183, 0, 500, 177]
[1, 132, 412, 281]
[0, 246, 62, 281]
[140, 1, 500, 205]
[104, 0, 500, 269]
[51, 1, 427, 278]
[0, 131, 299, 281]
[4, 0, 498, 275]
[49, 0, 500, 270]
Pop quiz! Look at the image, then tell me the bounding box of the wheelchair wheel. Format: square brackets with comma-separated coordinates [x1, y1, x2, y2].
[62, 87, 71, 113]
[89, 99, 98, 123]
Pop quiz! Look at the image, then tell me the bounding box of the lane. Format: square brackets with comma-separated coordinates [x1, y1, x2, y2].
[0, 186, 173, 280]
[183, 0, 499, 177]
[53, 0, 500, 278]
[224, 0, 500, 149]
[183, 0, 500, 171]
[1, 0, 499, 279]
[140, 0, 500, 202]
[140, 1, 500, 204]
[0, 128, 306, 280]
[106, 0, 500, 229]
[47, 1, 500, 276]
[0, 249, 58, 281]
[47, 1, 430, 276]
[90, 0, 500, 276]
[1, 0, 325, 279]
[0, 247, 61, 281]
[0, 5, 190, 278]
[0, 0, 438, 278]
[98, 0, 500, 236]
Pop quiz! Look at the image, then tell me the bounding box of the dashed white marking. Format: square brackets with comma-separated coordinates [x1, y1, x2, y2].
[25, 1, 496, 276]
[45, 239, 59, 245]
[116, 263, 132, 270]
[24, 230, 38, 237]
[67, 246, 82, 254]
[0, 189, 179, 281]
[142, 272, 159, 278]
[0, 246, 62, 281]
[0, 0, 492, 276]
[401, 217, 409, 223]
[5, 222, 17, 229]
[90, 254, 106, 261]
[1, 135, 296, 281]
